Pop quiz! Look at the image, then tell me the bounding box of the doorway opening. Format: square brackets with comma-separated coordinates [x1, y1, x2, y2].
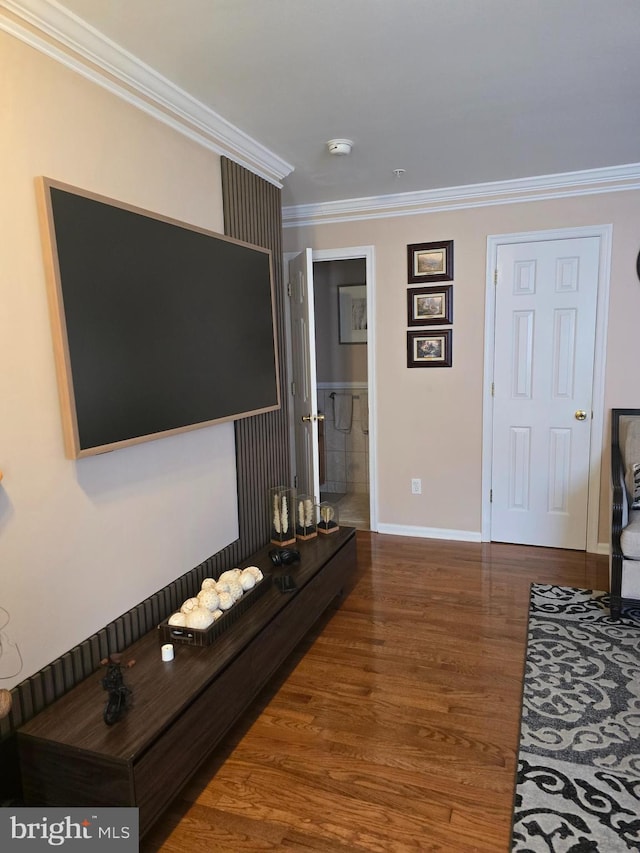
[313, 257, 370, 530]
[286, 245, 376, 533]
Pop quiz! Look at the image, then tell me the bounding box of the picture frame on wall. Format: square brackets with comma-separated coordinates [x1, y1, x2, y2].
[407, 240, 453, 283]
[338, 284, 367, 344]
[407, 284, 453, 326]
[407, 329, 452, 368]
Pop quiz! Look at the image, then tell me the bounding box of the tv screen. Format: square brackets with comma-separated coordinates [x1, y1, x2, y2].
[38, 178, 280, 458]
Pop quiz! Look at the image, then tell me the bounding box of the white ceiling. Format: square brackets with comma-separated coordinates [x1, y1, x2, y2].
[14, 0, 640, 208]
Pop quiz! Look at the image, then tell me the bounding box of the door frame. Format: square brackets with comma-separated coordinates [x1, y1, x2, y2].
[481, 225, 612, 552]
[285, 245, 377, 532]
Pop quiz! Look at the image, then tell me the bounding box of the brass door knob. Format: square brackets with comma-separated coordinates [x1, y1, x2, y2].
[301, 413, 325, 423]
[575, 410, 588, 421]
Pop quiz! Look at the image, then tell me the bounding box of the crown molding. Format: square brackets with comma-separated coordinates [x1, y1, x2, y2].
[283, 162, 640, 227]
[0, 0, 294, 187]
[5, 1, 638, 217]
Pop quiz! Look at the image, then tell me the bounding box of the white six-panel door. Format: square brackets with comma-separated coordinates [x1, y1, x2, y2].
[490, 236, 600, 549]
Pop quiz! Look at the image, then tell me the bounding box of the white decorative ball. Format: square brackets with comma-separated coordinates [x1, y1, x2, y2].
[201, 578, 217, 591]
[168, 611, 187, 627]
[219, 569, 241, 584]
[180, 597, 199, 614]
[218, 591, 234, 610]
[185, 607, 215, 629]
[227, 580, 243, 602]
[198, 588, 220, 612]
[245, 566, 263, 581]
[240, 569, 256, 590]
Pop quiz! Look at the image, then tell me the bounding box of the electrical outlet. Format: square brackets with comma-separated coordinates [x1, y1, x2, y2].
[411, 478, 422, 495]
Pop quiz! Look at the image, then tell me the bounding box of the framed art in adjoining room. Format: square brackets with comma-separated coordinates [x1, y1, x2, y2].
[407, 239, 453, 283]
[407, 284, 453, 326]
[338, 284, 367, 344]
[407, 329, 452, 368]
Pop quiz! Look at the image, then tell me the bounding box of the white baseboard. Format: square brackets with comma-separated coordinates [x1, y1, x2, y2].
[374, 526, 611, 554]
[376, 523, 482, 542]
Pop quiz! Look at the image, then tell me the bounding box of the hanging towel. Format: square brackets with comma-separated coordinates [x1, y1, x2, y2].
[333, 393, 353, 432]
[360, 392, 369, 435]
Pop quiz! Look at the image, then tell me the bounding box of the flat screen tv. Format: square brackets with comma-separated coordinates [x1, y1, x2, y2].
[38, 178, 280, 458]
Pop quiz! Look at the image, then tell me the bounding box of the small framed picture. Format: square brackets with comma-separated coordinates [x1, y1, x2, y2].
[407, 240, 453, 283]
[338, 284, 367, 344]
[407, 285, 453, 326]
[407, 329, 452, 368]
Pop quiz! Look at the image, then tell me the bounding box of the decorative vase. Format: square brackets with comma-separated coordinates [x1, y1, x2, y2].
[317, 501, 339, 534]
[269, 485, 296, 546]
[295, 494, 318, 541]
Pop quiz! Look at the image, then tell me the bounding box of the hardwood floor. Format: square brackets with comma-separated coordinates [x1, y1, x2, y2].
[140, 532, 609, 853]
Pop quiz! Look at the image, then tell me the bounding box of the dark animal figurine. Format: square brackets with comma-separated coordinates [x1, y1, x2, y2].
[100, 654, 135, 726]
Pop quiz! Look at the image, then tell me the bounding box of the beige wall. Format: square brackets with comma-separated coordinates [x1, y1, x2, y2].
[1, 32, 238, 689]
[284, 190, 640, 544]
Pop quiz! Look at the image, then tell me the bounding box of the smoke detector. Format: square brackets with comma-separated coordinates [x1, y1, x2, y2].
[327, 138, 353, 156]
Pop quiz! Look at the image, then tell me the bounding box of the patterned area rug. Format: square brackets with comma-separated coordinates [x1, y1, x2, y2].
[511, 584, 640, 852]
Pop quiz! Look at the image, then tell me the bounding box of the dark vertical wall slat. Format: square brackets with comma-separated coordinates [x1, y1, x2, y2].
[221, 158, 290, 559]
[51, 660, 65, 700]
[123, 613, 133, 648]
[30, 676, 44, 717]
[41, 667, 55, 706]
[90, 636, 101, 667]
[81, 640, 93, 677]
[12, 684, 29, 727]
[61, 653, 74, 691]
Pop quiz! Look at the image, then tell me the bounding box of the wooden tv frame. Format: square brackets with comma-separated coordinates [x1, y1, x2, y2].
[37, 177, 281, 458]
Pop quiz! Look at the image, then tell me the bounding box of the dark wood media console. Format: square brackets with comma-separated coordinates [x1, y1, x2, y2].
[18, 527, 357, 836]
